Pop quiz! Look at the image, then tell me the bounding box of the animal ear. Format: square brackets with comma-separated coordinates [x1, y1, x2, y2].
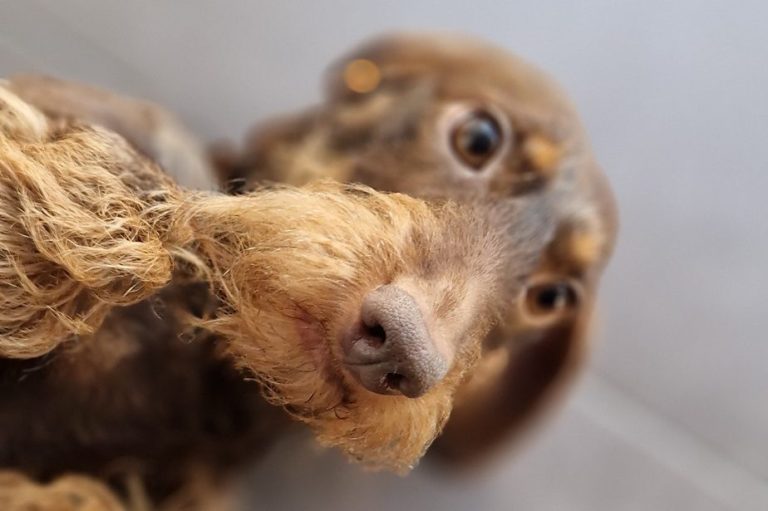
[430, 298, 595, 466]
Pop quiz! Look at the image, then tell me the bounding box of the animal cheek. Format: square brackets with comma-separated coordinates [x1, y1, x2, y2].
[293, 312, 325, 351]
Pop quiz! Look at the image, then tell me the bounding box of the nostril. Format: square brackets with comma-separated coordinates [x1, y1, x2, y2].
[362, 321, 386, 346]
[384, 372, 404, 391]
[343, 320, 388, 366]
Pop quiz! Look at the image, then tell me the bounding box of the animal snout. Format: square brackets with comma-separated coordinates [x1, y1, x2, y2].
[343, 285, 449, 398]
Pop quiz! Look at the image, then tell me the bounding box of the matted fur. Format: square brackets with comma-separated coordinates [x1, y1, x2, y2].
[189, 188, 504, 469]
[0, 471, 125, 511]
[0, 104, 185, 358]
[0, 86, 547, 474]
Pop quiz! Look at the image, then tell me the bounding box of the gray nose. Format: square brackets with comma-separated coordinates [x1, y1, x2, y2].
[343, 285, 449, 398]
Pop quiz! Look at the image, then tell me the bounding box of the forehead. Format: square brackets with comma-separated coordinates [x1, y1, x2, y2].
[325, 36, 616, 270]
[330, 34, 576, 121]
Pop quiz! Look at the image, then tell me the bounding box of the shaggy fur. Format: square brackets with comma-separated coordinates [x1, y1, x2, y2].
[0, 471, 124, 511]
[0, 85, 552, 507]
[0, 86, 182, 359]
[6, 33, 619, 469]
[214, 33, 618, 463]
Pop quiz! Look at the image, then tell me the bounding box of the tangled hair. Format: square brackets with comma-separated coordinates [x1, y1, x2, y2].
[0, 85, 540, 471]
[0, 86, 189, 358]
[187, 189, 480, 470]
[0, 470, 124, 511]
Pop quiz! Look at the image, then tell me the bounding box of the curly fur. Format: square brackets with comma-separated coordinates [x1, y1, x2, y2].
[0, 89, 185, 358]
[0, 471, 124, 511]
[213, 33, 619, 464]
[0, 83, 551, 507]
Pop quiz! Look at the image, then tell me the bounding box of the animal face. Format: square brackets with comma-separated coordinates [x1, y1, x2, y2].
[0, 85, 554, 474]
[221, 33, 616, 330]
[190, 185, 553, 471]
[216, 33, 618, 461]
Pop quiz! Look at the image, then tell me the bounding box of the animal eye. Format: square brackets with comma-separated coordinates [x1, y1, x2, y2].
[524, 281, 579, 318]
[450, 110, 503, 170]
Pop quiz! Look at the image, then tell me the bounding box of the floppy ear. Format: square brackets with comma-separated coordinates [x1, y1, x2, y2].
[7, 74, 216, 190]
[431, 295, 595, 465]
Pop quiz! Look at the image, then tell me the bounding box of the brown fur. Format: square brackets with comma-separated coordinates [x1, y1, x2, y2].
[0, 84, 552, 507]
[6, 32, 618, 469]
[214, 33, 619, 464]
[0, 471, 125, 511]
[5, 74, 216, 190]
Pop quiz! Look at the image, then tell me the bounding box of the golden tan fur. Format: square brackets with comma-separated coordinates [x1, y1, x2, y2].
[0, 84, 551, 507]
[0, 471, 125, 511]
[6, 33, 618, 469]
[6, 74, 216, 190]
[0, 469, 234, 511]
[0, 107, 182, 359]
[215, 32, 618, 464]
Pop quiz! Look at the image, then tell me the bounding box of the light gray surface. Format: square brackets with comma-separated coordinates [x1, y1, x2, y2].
[1, 1, 766, 509]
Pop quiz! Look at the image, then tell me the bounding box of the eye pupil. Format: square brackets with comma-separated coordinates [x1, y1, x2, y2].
[450, 111, 502, 169]
[526, 282, 578, 317]
[462, 119, 498, 155]
[536, 284, 570, 310]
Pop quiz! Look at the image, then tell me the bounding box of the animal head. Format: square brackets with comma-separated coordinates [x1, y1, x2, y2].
[192, 184, 552, 471]
[215, 32, 618, 462]
[0, 84, 553, 471]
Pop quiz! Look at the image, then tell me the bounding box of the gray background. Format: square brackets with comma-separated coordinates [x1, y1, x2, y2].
[1, 1, 766, 509]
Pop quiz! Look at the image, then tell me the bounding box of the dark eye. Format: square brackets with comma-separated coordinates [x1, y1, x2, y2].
[524, 281, 579, 318]
[450, 110, 503, 169]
